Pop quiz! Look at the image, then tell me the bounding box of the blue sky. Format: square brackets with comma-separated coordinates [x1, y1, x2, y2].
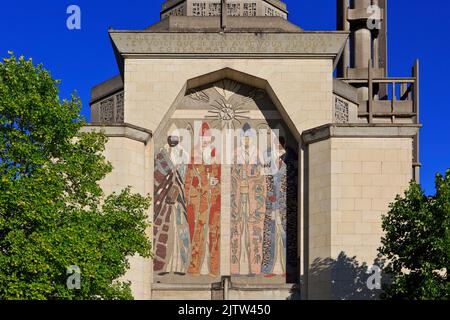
[1, 0, 449, 194]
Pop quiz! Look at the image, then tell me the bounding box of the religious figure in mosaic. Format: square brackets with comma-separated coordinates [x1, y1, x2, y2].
[261, 135, 287, 276]
[230, 123, 267, 275]
[261, 134, 298, 278]
[153, 80, 298, 282]
[153, 136, 191, 274]
[185, 122, 221, 276]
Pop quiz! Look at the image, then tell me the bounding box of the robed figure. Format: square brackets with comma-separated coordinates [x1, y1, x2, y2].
[153, 140, 191, 274]
[230, 123, 267, 276]
[185, 122, 221, 276]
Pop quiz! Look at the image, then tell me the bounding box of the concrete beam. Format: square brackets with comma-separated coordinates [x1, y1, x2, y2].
[109, 31, 349, 68]
[80, 123, 153, 145]
[302, 123, 421, 145]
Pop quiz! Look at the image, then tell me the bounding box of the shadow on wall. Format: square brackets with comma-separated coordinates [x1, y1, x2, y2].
[289, 252, 388, 300]
[287, 283, 301, 300]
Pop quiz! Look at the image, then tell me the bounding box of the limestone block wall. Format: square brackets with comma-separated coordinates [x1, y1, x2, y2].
[306, 139, 332, 298]
[228, 288, 293, 300]
[124, 58, 334, 136]
[152, 286, 294, 300]
[329, 138, 412, 264]
[306, 135, 414, 300]
[152, 286, 212, 300]
[99, 136, 153, 300]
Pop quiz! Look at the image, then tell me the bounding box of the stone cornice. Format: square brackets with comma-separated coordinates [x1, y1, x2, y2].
[302, 123, 421, 145]
[80, 123, 153, 145]
[109, 31, 349, 60]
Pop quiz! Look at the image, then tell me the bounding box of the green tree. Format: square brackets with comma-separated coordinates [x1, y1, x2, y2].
[0, 53, 151, 300]
[379, 170, 450, 300]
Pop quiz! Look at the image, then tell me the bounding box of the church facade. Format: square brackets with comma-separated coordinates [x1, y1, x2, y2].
[84, 0, 421, 300]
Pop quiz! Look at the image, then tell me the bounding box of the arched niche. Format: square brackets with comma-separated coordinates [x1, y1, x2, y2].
[153, 69, 299, 285]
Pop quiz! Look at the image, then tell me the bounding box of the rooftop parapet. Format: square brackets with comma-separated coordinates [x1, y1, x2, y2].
[161, 0, 288, 20]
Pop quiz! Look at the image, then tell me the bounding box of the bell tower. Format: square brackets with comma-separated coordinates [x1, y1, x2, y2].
[336, 0, 420, 181]
[337, 0, 388, 80]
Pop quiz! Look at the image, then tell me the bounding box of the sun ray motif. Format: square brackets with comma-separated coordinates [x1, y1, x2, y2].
[214, 79, 242, 101]
[188, 89, 210, 102]
[207, 97, 250, 129]
[205, 81, 266, 130]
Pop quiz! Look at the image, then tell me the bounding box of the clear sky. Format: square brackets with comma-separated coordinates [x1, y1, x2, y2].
[1, 0, 449, 195]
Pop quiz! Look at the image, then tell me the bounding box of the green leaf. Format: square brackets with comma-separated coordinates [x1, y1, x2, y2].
[0, 54, 152, 300]
[379, 172, 450, 300]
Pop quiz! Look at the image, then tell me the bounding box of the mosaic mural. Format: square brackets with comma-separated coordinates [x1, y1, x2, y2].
[154, 121, 221, 277]
[153, 79, 298, 282]
[230, 122, 298, 278]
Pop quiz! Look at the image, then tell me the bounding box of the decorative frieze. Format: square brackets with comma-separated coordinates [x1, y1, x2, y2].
[100, 97, 115, 123]
[161, 3, 186, 18]
[191, 1, 249, 16]
[334, 96, 349, 124]
[162, 1, 287, 19]
[192, 2, 207, 16]
[264, 5, 282, 17]
[227, 3, 241, 16]
[188, 89, 210, 102]
[116, 92, 125, 123]
[243, 2, 257, 16]
[96, 91, 125, 124]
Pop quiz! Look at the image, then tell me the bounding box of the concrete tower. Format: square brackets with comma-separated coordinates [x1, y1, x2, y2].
[337, 0, 388, 81]
[336, 0, 420, 181]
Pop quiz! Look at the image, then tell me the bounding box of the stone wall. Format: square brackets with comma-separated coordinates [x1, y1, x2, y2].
[306, 139, 333, 298]
[330, 138, 412, 263]
[124, 58, 334, 137]
[90, 131, 153, 300]
[306, 135, 413, 300]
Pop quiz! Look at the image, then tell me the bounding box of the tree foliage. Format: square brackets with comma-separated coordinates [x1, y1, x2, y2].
[379, 170, 450, 300]
[0, 53, 151, 300]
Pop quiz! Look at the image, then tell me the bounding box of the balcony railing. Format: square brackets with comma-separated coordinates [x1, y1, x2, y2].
[340, 59, 419, 125]
[339, 59, 421, 182]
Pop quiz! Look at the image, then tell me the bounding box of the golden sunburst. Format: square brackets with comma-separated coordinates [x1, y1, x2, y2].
[206, 98, 250, 129]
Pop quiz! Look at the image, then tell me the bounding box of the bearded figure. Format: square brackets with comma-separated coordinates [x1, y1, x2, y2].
[153, 136, 190, 275]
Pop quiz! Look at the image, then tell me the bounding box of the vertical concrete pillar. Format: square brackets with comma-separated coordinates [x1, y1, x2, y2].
[353, 29, 372, 70]
[221, 0, 227, 30]
[337, 0, 351, 78]
[352, 0, 372, 101]
[353, 0, 371, 10]
[353, 0, 372, 69]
